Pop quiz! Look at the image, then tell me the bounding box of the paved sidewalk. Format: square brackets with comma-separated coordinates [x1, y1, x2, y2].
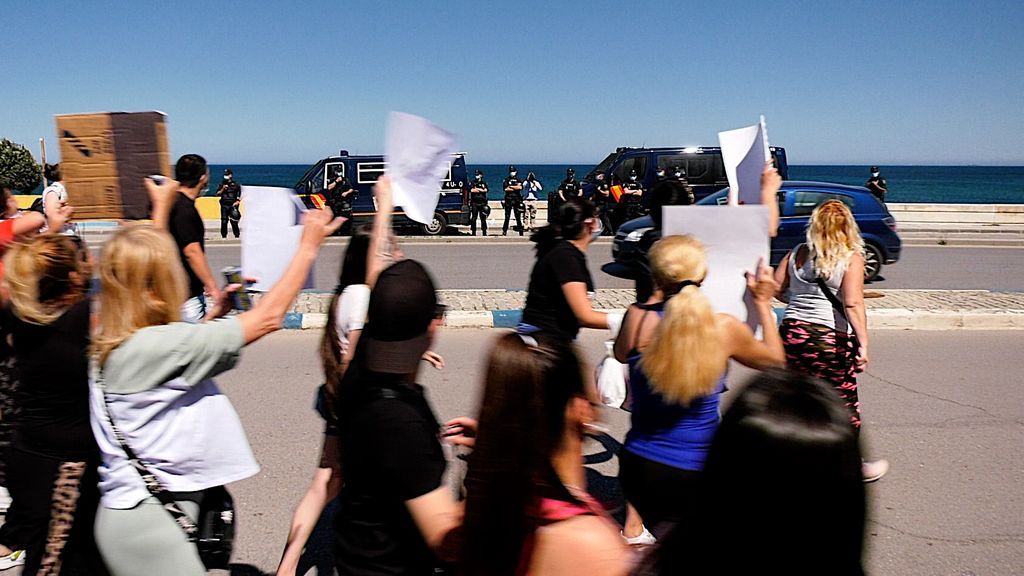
[279, 289, 1024, 330]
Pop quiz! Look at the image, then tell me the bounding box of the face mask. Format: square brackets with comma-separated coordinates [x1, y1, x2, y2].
[225, 175, 232, 180]
[630, 176, 637, 182]
[657, 171, 665, 178]
[872, 172, 880, 178]
[476, 175, 482, 181]
[511, 172, 517, 177]
[589, 218, 604, 241]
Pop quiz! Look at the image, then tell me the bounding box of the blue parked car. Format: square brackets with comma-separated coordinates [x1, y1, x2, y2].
[602, 181, 901, 282]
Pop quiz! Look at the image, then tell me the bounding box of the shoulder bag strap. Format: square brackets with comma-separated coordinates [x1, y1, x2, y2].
[96, 370, 199, 541]
[815, 277, 849, 322]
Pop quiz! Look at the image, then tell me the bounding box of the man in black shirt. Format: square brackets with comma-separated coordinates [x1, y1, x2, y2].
[865, 166, 887, 202]
[469, 169, 490, 236]
[169, 154, 219, 323]
[501, 165, 524, 236]
[334, 260, 461, 575]
[215, 168, 241, 238]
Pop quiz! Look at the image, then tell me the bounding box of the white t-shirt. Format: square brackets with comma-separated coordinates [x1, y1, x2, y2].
[334, 284, 371, 358]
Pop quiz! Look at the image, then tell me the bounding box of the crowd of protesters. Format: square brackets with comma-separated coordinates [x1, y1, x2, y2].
[0, 154, 883, 575]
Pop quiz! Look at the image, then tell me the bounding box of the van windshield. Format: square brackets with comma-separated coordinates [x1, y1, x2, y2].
[295, 162, 325, 192]
[584, 153, 618, 182]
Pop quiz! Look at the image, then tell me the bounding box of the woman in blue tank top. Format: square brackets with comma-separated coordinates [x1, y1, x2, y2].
[612, 235, 786, 537]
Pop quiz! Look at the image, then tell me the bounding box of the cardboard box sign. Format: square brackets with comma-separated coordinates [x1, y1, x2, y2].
[55, 111, 171, 219]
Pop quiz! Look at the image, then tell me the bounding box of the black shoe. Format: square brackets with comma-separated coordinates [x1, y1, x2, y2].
[502, 231, 507, 236]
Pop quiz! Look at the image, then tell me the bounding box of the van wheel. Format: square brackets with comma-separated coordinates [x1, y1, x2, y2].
[864, 243, 883, 282]
[422, 212, 447, 236]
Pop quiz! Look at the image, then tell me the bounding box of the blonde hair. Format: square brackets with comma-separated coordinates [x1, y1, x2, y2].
[3, 234, 89, 325]
[641, 235, 727, 405]
[92, 226, 187, 365]
[806, 200, 864, 280]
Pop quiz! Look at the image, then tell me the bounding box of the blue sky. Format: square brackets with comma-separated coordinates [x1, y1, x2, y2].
[2, 0, 1022, 165]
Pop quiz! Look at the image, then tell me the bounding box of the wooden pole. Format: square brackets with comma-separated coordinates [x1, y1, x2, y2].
[40, 138, 48, 187]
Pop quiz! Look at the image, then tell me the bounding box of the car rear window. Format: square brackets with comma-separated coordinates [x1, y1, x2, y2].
[791, 191, 855, 216]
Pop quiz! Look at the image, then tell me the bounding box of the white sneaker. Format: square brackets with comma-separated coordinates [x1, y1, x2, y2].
[622, 526, 657, 546]
[862, 459, 889, 483]
[0, 549, 26, 569]
[0, 487, 10, 514]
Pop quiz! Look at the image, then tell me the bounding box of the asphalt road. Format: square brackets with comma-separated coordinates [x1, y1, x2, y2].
[209, 328, 1022, 575]
[204, 241, 1024, 292]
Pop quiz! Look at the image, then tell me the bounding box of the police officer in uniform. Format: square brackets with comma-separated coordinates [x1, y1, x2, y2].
[622, 169, 646, 221]
[326, 167, 355, 234]
[215, 168, 242, 238]
[865, 166, 888, 202]
[550, 167, 581, 223]
[469, 169, 490, 235]
[673, 166, 695, 204]
[501, 165, 525, 236]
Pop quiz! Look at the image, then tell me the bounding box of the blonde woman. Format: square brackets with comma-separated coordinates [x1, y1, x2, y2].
[89, 179, 342, 575]
[612, 235, 785, 536]
[774, 200, 888, 482]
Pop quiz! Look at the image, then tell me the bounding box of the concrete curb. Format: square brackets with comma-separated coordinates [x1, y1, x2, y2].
[276, 307, 1024, 331]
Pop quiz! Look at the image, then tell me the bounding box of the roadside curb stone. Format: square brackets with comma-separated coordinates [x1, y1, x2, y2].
[269, 288, 1024, 331]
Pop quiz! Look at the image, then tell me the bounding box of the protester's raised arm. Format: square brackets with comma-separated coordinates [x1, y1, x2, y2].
[238, 209, 343, 344]
[144, 177, 179, 230]
[366, 176, 395, 288]
[761, 163, 782, 238]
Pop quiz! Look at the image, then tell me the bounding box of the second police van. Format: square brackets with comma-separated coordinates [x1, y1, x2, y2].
[293, 150, 472, 235]
[581, 146, 789, 202]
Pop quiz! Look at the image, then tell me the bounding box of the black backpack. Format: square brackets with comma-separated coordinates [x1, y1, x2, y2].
[28, 197, 45, 214]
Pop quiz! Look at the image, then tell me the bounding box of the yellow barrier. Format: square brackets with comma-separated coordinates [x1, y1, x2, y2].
[14, 195, 227, 220]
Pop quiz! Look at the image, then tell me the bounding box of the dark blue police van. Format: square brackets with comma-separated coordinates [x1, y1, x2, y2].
[581, 146, 789, 202]
[293, 151, 471, 235]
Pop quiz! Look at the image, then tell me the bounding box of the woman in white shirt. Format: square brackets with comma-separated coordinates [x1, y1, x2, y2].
[90, 179, 343, 575]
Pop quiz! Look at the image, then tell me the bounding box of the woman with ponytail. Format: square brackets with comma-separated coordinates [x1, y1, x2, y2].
[521, 196, 617, 344]
[774, 199, 887, 483]
[612, 235, 785, 536]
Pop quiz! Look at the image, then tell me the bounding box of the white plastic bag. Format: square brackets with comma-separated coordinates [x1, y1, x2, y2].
[595, 341, 628, 409]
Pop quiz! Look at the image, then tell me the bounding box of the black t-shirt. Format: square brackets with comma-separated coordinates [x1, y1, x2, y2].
[558, 178, 582, 199]
[502, 176, 523, 202]
[169, 192, 206, 298]
[334, 380, 446, 576]
[218, 180, 241, 205]
[522, 240, 595, 341]
[328, 177, 354, 207]
[5, 299, 96, 459]
[470, 180, 489, 204]
[866, 176, 887, 200]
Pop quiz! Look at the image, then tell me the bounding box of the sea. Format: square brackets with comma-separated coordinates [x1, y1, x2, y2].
[25, 164, 1024, 204]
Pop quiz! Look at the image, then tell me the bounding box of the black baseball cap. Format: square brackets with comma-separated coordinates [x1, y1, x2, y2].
[362, 260, 438, 374]
[870, 166, 879, 172]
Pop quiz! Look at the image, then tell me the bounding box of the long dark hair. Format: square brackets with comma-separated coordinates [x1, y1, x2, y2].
[635, 368, 866, 575]
[530, 196, 596, 257]
[319, 224, 373, 418]
[460, 334, 587, 576]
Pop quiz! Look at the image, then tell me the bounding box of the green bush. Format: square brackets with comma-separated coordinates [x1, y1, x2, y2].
[0, 138, 43, 192]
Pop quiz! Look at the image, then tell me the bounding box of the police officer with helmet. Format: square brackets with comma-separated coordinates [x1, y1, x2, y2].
[469, 169, 490, 235]
[501, 165, 525, 236]
[215, 168, 242, 238]
[550, 167, 582, 223]
[622, 168, 646, 221]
